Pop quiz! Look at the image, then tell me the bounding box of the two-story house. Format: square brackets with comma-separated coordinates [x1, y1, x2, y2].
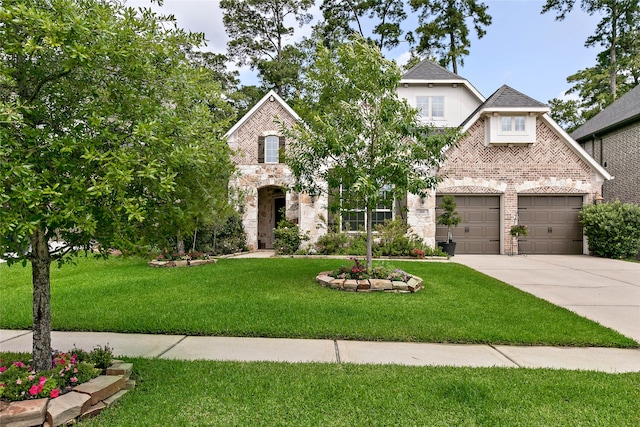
[224, 60, 610, 255]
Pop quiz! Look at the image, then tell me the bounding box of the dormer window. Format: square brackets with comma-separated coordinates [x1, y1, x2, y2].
[486, 113, 536, 145]
[501, 116, 526, 132]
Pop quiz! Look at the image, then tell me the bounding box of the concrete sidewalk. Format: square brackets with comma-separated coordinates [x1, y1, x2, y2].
[452, 255, 640, 343]
[2, 329, 639, 373]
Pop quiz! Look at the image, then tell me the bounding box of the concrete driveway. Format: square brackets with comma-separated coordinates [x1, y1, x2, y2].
[453, 255, 640, 343]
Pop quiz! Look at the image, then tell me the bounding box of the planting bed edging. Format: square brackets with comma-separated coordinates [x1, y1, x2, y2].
[316, 272, 424, 293]
[0, 361, 135, 427]
[148, 258, 218, 268]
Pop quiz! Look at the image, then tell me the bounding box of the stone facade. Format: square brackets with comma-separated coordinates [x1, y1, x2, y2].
[580, 122, 640, 204]
[226, 92, 326, 250]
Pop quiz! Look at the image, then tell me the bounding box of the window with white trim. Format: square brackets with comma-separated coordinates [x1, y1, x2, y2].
[501, 116, 526, 132]
[416, 96, 445, 119]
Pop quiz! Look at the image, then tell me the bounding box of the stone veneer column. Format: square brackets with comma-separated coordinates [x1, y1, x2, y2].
[406, 191, 437, 249]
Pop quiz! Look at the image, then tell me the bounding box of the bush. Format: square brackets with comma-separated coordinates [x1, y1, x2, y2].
[273, 216, 309, 255]
[579, 201, 640, 259]
[194, 212, 247, 255]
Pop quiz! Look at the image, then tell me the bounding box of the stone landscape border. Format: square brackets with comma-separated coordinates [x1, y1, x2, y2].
[0, 361, 135, 427]
[148, 258, 218, 268]
[316, 272, 424, 293]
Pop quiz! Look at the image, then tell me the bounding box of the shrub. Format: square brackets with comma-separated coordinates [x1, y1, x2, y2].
[315, 231, 349, 255]
[273, 215, 309, 255]
[194, 212, 247, 255]
[579, 201, 640, 259]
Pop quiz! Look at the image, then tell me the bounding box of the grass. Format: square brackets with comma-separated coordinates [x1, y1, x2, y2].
[66, 358, 639, 426]
[0, 256, 636, 347]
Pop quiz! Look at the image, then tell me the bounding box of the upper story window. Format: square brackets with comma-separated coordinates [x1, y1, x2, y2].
[416, 96, 445, 119]
[258, 135, 284, 163]
[265, 135, 279, 163]
[501, 116, 526, 132]
[486, 114, 536, 145]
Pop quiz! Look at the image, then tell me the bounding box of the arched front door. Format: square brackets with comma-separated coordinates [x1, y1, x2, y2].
[257, 186, 285, 249]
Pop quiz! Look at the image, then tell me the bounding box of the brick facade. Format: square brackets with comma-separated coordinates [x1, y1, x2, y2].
[431, 117, 602, 254]
[580, 122, 639, 204]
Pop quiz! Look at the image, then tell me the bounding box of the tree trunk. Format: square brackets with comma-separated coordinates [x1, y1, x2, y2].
[30, 228, 52, 372]
[177, 230, 185, 255]
[366, 205, 373, 271]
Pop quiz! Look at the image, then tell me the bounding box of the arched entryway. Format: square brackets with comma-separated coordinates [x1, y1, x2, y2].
[257, 186, 286, 249]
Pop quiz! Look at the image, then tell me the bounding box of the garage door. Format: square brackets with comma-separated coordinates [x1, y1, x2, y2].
[517, 196, 583, 254]
[436, 195, 500, 254]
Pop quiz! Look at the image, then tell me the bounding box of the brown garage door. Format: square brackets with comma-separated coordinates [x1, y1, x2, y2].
[436, 195, 500, 254]
[517, 196, 583, 254]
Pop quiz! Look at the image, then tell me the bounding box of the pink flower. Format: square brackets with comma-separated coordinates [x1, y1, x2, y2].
[16, 378, 22, 385]
[0, 366, 6, 373]
[73, 368, 78, 373]
[13, 361, 24, 368]
[70, 377, 78, 383]
[29, 385, 41, 396]
[50, 389, 60, 399]
[39, 376, 47, 387]
[28, 375, 35, 381]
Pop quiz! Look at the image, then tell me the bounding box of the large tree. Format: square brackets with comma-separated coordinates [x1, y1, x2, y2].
[220, 0, 314, 97]
[543, 0, 639, 130]
[410, 0, 492, 74]
[0, 0, 234, 371]
[542, 0, 639, 100]
[318, 0, 408, 51]
[282, 37, 460, 270]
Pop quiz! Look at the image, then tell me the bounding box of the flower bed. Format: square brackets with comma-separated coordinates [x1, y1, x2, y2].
[316, 258, 424, 293]
[0, 346, 134, 426]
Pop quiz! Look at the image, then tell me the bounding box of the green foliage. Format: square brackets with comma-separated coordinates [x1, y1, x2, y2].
[87, 344, 114, 371]
[283, 36, 460, 269]
[192, 211, 247, 255]
[437, 195, 461, 243]
[410, 0, 492, 73]
[330, 257, 412, 281]
[273, 214, 310, 255]
[319, 0, 407, 50]
[579, 201, 640, 259]
[510, 225, 529, 237]
[543, 0, 640, 120]
[315, 219, 446, 257]
[220, 0, 314, 96]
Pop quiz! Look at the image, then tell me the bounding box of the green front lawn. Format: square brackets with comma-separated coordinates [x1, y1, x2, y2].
[1, 257, 636, 347]
[79, 359, 639, 427]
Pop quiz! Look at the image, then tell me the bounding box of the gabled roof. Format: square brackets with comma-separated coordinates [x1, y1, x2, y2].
[461, 85, 550, 130]
[482, 85, 549, 110]
[403, 60, 462, 81]
[400, 59, 485, 103]
[571, 84, 640, 141]
[224, 90, 300, 138]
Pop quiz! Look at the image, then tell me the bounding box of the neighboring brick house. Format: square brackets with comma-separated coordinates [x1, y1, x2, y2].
[571, 84, 640, 205]
[226, 60, 611, 254]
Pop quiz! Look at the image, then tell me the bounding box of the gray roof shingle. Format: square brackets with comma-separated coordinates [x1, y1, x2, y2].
[402, 59, 465, 81]
[482, 85, 549, 109]
[571, 84, 640, 141]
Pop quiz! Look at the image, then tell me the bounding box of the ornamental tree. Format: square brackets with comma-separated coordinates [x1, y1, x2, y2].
[282, 37, 460, 270]
[0, 0, 234, 371]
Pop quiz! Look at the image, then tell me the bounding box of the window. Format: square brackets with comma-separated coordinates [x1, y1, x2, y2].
[416, 96, 444, 119]
[501, 116, 526, 132]
[340, 185, 393, 231]
[258, 135, 284, 163]
[265, 136, 279, 163]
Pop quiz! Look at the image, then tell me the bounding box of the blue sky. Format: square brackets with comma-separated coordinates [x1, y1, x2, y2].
[127, 0, 603, 104]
